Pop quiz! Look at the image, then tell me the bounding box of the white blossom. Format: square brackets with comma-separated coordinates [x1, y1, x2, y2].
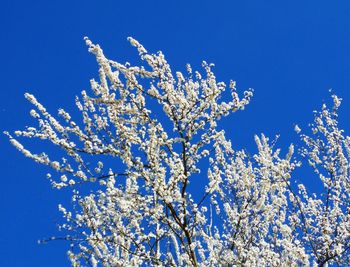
[7, 37, 350, 266]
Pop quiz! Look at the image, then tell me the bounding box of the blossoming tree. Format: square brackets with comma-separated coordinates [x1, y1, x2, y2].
[6, 38, 350, 266]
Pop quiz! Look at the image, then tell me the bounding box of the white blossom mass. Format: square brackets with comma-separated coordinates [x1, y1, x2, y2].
[6, 38, 350, 266]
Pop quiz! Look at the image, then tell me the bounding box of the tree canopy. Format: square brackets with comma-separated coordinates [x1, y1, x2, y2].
[6, 38, 350, 266]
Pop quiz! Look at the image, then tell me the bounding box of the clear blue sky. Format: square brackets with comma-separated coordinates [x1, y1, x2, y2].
[1, 1, 350, 266]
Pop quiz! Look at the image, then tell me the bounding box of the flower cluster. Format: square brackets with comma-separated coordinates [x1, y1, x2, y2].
[7, 38, 350, 266]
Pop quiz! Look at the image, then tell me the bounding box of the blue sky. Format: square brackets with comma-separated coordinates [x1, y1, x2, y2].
[1, 1, 350, 266]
